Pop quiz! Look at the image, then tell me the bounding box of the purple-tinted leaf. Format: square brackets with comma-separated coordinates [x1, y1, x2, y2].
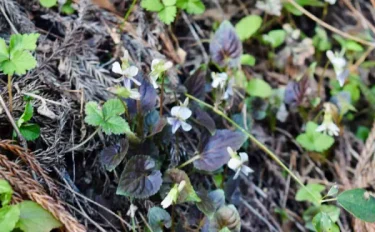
[194, 130, 247, 171]
[148, 207, 171, 232]
[209, 21, 243, 68]
[116, 155, 162, 199]
[126, 72, 157, 115]
[99, 138, 129, 171]
[284, 77, 309, 108]
[194, 107, 216, 135]
[246, 97, 269, 120]
[184, 67, 206, 100]
[161, 169, 200, 203]
[196, 189, 225, 218]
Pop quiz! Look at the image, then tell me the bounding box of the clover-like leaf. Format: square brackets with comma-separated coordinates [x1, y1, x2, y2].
[296, 183, 325, 206]
[161, 169, 200, 203]
[2, 50, 37, 75]
[148, 207, 171, 232]
[117, 155, 162, 199]
[99, 139, 129, 171]
[0, 179, 13, 206]
[9, 33, 40, 52]
[158, 6, 177, 25]
[101, 115, 130, 135]
[209, 21, 242, 68]
[84, 102, 103, 126]
[194, 130, 247, 171]
[102, 99, 125, 119]
[0, 205, 20, 232]
[16, 201, 62, 232]
[337, 188, 375, 222]
[209, 205, 241, 232]
[176, 0, 205, 14]
[296, 122, 334, 152]
[235, 15, 262, 41]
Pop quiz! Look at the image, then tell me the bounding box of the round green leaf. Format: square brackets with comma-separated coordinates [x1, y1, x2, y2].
[246, 78, 272, 98]
[116, 155, 162, 199]
[337, 188, 375, 222]
[148, 207, 171, 232]
[235, 15, 262, 41]
[0, 205, 20, 232]
[0, 179, 13, 206]
[240, 54, 256, 66]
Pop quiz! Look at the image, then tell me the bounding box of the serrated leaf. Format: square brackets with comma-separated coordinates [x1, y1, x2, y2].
[209, 205, 241, 232]
[337, 188, 375, 222]
[101, 116, 130, 135]
[246, 78, 272, 98]
[161, 169, 201, 204]
[158, 6, 177, 24]
[20, 123, 40, 141]
[0, 38, 9, 62]
[148, 207, 171, 232]
[84, 101, 104, 126]
[235, 15, 262, 41]
[99, 139, 129, 171]
[39, 0, 57, 7]
[0, 205, 20, 232]
[177, 0, 205, 14]
[16, 201, 61, 232]
[117, 155, 162, 199]
[141, 0, 164, 11]
[162, 0, 176, 6]
[209, 21, 242, 68]
[295, 183, 324, 206]
[2, 50, 37, 75]
[102, 98, 125, 119]
[194, 130, 247, 171]
[0, 179, 13, 206]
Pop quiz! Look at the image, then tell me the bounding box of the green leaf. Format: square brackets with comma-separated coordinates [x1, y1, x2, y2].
[345, 41, 363, 52]
[84, 101, 104, 127]
[0, 205, 20, 232]
[0, 179, 13, 206]
[326, 185, 339, 198]
[39, 0, 57, 7]
[246, 78, 272, 98]
[101, 116, 130, 135]
[312, 212, 339, 232]
[240, 54, 256, 66]
[355, 126, 370, 142]
[141, 0, 164, 12]
[295, 183, 325, 206]
[17, 101, 33, 127]
[20, 123, 40, 141]
[235, 15, 262, 41]
[337, 188, 375, 222]
[2, 50, 37, 75]
[9, 34, 39, 52]
[263, 29, 286, 48]
[296, 122, 335, 152]
[16, 201, 62, 232]
[176, 0, 205, 14]
[148, 207, 171, 232]
[61, 2, 75, 14]
[162, 0, 176, 6]
[0, 38, 9, 62]
[158, 6, 177, 25]
[320, 205, 340, 223]
[102, 98, 125, 119]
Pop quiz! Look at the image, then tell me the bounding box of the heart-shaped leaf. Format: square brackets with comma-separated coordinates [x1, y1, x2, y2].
[337, 188, 375, 222]
[16, 201, 62, 232]
[235, 15, 262, 41]
[209, 21, 242, 68]
[99, 138, 129, 171]
[209, 205, 241, 232]
[117, 155, 162, 199]
[148, 207, 171, 232]
[161, 169, 200, 203]
[194, 107, 216, 135]
[184, 67, 206, 100]
[194, 130, 247, 171]
[196, 189, 225, 218]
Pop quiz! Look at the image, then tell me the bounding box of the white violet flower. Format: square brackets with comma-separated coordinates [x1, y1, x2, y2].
[227, 147, 253, 179]
[222, 78, 234, 100]
[211, 72, 228, 89]
[326, 50, 348, 87]
[167, 98, 192, 134]
[325, 0, 336, 5]
[256, 0, 282, 16]
[150, 58, 173, 89]
[126, 204, 138, 218]
[316, 113, 340, 136]
[161, 181, 186, 209]
[112, 54, 141, 87]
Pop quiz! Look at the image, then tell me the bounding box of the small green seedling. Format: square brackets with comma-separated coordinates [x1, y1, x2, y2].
[14, 100, 41, 141]
[141, 0, 205, 25]
[296, 122, 334, 152]
[0, 33, 39, 112]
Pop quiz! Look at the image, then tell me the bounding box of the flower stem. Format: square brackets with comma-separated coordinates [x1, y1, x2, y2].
[177, 154, 200, 169]
[7, 74, 12, 113]
[185, 93, 319, 203]
[65, 128, 100, 153]
[124, 0, 137, 22]
[160, 73, 165, 116]
[320, 198, 337, 203]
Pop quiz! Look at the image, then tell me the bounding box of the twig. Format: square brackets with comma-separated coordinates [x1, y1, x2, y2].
[0, 5, 19, 34]
[22, 92, 70, 108]
[240, 199, 279, 232]
[65, 128, 100, 153]
[287, 0, 375, 47]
